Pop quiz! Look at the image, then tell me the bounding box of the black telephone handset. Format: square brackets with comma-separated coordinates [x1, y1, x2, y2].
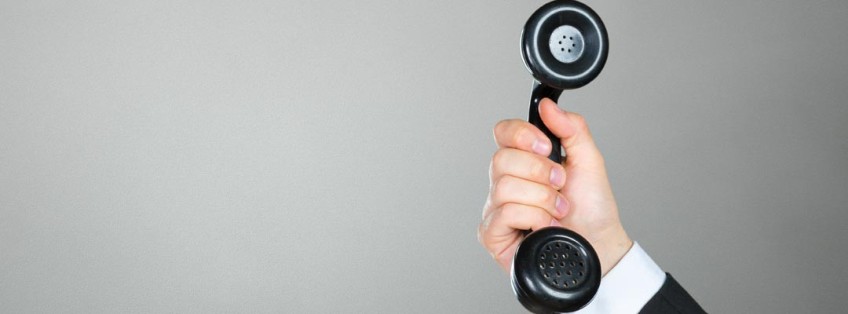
[510, 1, 609, 313]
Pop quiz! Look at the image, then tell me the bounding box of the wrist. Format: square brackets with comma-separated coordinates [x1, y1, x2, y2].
[595, 227, 632, 276]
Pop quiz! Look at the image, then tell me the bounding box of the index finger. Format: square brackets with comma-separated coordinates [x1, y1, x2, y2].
[494, 119, 553, 156]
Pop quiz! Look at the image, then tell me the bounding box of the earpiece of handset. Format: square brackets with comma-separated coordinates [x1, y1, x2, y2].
[510, 1, 609, 313]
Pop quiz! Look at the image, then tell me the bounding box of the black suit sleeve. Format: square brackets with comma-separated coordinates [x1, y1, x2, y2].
[639, 273, 706, 314]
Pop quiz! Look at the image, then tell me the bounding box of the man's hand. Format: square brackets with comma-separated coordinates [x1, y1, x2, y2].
[478, 98, 632, 276]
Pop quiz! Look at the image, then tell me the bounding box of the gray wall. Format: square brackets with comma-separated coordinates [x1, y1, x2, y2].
[1, 0, 846, 313]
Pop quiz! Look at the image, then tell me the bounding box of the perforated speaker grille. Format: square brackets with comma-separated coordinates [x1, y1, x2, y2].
[537, 240, 588, 289]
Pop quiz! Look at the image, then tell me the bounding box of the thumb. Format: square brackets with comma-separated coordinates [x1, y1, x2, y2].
[538, 98, 605, 170]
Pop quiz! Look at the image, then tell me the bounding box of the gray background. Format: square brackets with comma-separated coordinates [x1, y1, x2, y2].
[1, 0, 846, 313]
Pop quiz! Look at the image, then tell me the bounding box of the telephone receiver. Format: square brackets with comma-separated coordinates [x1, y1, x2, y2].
[510, 1, 609, 313]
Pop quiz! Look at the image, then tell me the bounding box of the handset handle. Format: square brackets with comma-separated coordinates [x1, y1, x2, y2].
[511, 82, 602, 313]
[529, 82, 564, 163]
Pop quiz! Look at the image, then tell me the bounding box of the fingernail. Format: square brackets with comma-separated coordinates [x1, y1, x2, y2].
[555, 195, 568, 217]
[550, 218, 562, 227]
[532, 140, 551, 155]
[549, 167, 563, 187]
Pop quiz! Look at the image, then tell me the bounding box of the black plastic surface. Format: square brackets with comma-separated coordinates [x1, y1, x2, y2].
[511, 82, 601, 314]
[512, 227, 601, 314]
[528, 83, 564, 163]
[521, 0, 608, 90]
[511, 1, 609, 312]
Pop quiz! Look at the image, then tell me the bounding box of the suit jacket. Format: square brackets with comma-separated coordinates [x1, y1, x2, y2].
[639, 273, 705, 313]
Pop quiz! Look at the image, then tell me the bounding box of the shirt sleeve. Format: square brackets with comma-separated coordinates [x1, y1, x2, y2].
[569, 242, 666, 314]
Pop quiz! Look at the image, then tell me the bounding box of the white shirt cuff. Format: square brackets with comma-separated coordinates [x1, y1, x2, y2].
[568, 242, 666, 314]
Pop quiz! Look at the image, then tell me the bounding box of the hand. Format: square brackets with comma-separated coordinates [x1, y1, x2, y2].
[478, 98, 633, 276]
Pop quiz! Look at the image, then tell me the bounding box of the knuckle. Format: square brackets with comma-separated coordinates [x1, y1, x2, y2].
[570, 113, 591, 133]
[499, 204, 521, 222]
[491, 149, 507, 170]
[595, 154, 606, 167]
[529, 159, 547, 181]
[534, 185, 556, 205]
[491, 176, 515, 202]
[493, 120, 512, 142]
[511, 127, 530, 147]
[569, 112, 585, 123]
[494, 119, 508, 132]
